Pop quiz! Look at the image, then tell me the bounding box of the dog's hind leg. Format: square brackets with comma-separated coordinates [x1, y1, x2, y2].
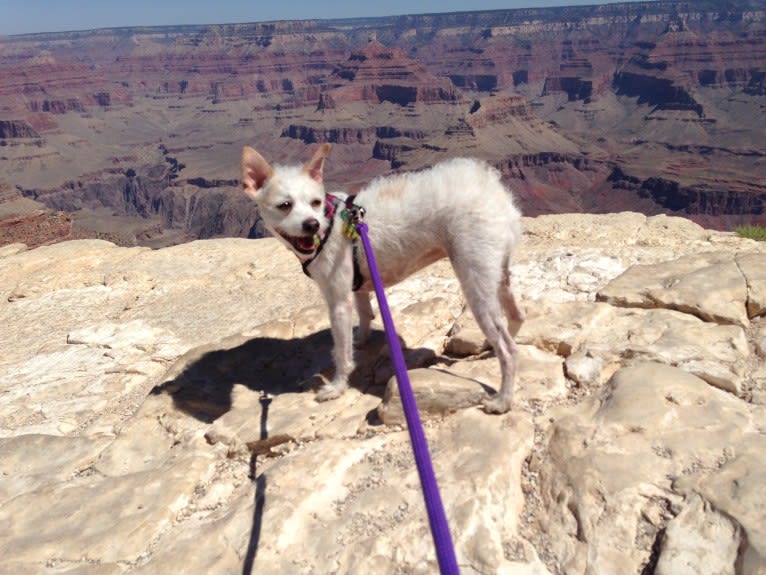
[476, 307, 518, 414]
[451, 253, 518, 414]
[501, 261, 525, 337]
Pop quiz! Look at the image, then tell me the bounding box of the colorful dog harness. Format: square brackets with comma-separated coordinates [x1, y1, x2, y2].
[301, 193, 365, 291]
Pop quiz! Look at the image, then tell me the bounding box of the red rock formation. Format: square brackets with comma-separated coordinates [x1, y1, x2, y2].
[24, 113, 59, 133]
[466, 94, 534, 128]
[0, 211, 73, 248]
[326, 39, 461, 105]
[0, 120, 39, 139]
[0, 1, 764, 248]
[614, 23, 766, 115]
[0, 57, 131, 116]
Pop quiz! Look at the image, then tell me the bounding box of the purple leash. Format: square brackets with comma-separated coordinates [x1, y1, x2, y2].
[354, 218, 460, 575]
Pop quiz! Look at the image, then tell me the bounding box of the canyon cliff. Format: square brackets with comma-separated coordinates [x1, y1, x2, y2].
[0, 0, 764, 247]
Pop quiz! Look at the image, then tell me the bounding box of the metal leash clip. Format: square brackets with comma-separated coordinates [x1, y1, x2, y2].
[340, 203, 366, 240]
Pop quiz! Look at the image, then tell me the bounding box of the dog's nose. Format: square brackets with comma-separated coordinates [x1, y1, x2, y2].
[303, 218, 320, 234]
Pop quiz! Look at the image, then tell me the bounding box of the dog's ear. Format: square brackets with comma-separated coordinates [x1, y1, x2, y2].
[241, 146, 274, 200]
[302, 143, 332, 184]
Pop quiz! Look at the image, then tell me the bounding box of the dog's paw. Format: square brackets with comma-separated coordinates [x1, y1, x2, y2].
[315, 383, 347, 402]
[482, 394, 512, 415]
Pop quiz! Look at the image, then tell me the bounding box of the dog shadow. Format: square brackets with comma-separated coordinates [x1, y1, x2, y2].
[150, 327, 442, 424]
[149, 328, 452, 573]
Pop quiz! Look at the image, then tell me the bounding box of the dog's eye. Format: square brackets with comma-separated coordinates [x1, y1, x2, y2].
[311, 199, 322, 209]
[277, 201, 292, 212]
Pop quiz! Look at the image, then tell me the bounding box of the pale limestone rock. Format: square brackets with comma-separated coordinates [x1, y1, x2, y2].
[516, 212, 764, 306]
[0, 319, 186, 437]
[523, 212, 651, 245]
[91, 383, 212, 477]
[4, 239, 129, 303]
[7, 561, 124, 574]
[675, 435, 766, 574]
[243, 410, 533, 574]
[537, 363, 753, 575]
[389, 293, 462, 350]
[0, 434, 113, 502]
[444, 301, 523, 357]
[440, 345, 567, 406]
[128, 411, 533, 575]
[753, 369, 766, 406]
[1, 214, 764, 574]
[0, 242, 27, 258]
[597, 252, 750, 327]
[0, 454, 218, 563]
[377, 368, 487, 425]
[444, 305, 490, 356]
[514, 247, 630, 303]
[207, 384, 380, 453]
[564, 349, 606, 387]
[518, 301, 749, 394]
[654, 493, 743, 575]
[739, 253, 766, 318]
[641, 213, 710, 242]
[0, 238, 325, 438]
[514, 345, 568, 404]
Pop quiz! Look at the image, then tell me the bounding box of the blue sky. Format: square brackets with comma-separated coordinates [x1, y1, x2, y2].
[1, 0, 645, 36]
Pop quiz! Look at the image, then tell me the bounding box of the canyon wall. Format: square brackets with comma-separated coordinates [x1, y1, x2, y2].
[0, 1, 764, 246]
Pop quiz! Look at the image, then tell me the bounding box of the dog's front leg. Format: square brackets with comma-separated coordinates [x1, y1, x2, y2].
[354, 291, 374, 346]
[316, 290, 355, 402]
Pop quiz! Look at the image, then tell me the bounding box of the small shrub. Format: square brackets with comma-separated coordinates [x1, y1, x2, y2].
[735, 225, 766, 242]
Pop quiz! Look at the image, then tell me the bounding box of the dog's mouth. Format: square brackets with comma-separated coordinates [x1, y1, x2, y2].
[278, 230, 319, 255]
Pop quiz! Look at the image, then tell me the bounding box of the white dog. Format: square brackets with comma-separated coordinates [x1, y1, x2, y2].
[241, 144, 524, 413]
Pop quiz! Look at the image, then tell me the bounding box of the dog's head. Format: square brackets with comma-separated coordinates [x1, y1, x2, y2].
[241, 144, 332, 258]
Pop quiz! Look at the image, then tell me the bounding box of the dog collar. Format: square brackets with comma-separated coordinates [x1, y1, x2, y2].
[302, 193, 365, 291]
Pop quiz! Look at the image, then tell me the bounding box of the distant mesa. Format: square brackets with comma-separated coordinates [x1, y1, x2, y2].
[0, 120, 40, 139]
[326, 39, 461, 106]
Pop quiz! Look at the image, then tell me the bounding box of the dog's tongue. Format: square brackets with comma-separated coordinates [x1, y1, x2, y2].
[298, 236, 316, 251]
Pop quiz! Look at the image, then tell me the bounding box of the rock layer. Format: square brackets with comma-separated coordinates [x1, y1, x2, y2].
[1, 2, 765, 248]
